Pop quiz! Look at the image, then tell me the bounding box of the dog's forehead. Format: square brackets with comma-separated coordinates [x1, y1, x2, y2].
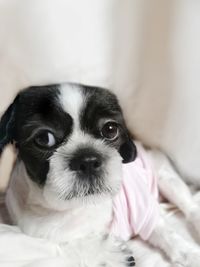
[59, 84, 121, 126]
[18, 85, 60, 115]
[59, 84, 85, 126]
[17, 84, 121, 126]
[17, 85, 65, 128]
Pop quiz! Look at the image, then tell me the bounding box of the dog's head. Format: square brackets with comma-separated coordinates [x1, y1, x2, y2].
[0, 84, 136, 207]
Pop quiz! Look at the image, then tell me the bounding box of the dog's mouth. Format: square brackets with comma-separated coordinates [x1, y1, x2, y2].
[63, 173, 116, 200]
[63, 185, 114, 201]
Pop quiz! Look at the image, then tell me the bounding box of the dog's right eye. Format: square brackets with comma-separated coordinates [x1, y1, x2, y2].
[34, 131, 56, 149]
[100, 121, 119, 141]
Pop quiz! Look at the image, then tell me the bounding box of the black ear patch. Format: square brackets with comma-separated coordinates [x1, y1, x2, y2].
[0, 96, 18, 155]
[119, 136, 137, 164]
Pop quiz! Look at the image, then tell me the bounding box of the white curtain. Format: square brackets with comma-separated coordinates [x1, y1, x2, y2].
[0, 0, 117, 189]
[116, 1, 200, 184]
[1, 0, 200, 188]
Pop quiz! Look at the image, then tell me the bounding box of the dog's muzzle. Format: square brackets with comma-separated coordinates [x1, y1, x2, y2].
[69, 148, 104, 179]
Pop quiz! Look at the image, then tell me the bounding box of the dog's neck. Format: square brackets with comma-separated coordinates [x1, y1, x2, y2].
[6, 160, 113, 243]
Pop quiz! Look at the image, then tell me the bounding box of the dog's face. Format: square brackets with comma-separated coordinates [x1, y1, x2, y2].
[0, 84, 136, 207]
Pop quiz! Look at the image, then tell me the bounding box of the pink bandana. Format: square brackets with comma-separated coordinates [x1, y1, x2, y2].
[111, 144, 159, 241]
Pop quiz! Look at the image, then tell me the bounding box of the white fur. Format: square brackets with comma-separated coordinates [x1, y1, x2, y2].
[6, 161, 112, 241]
[5, 85, 200, 267]
[59, 83, 85, 130]
[147, 149, 200, 267]
[42, 84, 123, 211]
[44, 132, 122, 211]
[6, 83, 123, 243]
[5, 85, 132, 267]
[7, 147, 200, 267]
[6, 159, 131, 267]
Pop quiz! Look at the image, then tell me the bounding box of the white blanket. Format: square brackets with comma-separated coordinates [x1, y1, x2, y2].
[1, 195, 200, 267]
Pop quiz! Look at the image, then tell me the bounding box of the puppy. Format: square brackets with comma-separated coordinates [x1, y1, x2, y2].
[1, 83, 200, 267]
[0, 84, 136, 267]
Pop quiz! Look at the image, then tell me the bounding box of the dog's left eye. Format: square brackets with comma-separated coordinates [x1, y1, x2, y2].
[34, 131, 56, 148]
[100, 121, 119, 141]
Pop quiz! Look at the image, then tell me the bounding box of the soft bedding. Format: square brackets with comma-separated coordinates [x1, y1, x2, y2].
[1, 193, 200, 267]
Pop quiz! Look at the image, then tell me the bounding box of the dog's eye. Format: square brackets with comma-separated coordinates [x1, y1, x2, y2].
[34, 131, 56, 148]
[101, 121, 119, 141]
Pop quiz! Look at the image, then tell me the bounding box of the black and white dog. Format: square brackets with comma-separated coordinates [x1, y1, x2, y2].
[1, 83, 200, 267]
[0, 84, 136, 267]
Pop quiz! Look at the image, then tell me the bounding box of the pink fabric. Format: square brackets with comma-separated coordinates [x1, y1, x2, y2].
[111, 144, 159, 241]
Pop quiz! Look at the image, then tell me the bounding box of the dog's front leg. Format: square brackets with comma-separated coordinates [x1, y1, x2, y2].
[148, 217, 200, 267]
[149, 149, 200, 238]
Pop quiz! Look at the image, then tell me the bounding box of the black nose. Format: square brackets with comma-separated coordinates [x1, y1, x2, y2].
[69, 151, 102, 176]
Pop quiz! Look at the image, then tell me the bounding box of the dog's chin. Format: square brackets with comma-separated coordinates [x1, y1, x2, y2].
[42, 186, 120, 211]
[43, 167, 122, 211]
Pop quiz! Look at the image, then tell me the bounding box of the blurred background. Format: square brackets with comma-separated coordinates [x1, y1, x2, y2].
[0, 0, 200, 190]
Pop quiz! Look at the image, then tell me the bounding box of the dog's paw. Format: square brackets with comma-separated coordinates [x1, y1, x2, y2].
[118, 242, 135, 266]
[98, 256, 135, 267]
[126, 256, 136, 266]
[111, 240, 136, 267]
[97, 237, 135, 267]
[98, 254, 135, 267]
[68, 236, 136, 267]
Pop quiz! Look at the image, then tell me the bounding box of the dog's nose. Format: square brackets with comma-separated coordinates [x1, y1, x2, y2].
[69, 152, 102, 176]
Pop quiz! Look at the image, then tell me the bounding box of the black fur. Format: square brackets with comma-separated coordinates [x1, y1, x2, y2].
[16, 85, 73, 185]
[81, 86, 137, 163]
[0, 96, 18, 155]
[0, 85, 73, 185]
[0, 83, 136, 186]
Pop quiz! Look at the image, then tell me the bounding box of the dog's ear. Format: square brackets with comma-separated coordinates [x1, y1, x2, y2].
[119, 132, 137, 164]
[0, 96, 18, 156]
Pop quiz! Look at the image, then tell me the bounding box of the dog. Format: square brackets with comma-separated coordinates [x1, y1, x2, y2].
[1, 83, 200, 267]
